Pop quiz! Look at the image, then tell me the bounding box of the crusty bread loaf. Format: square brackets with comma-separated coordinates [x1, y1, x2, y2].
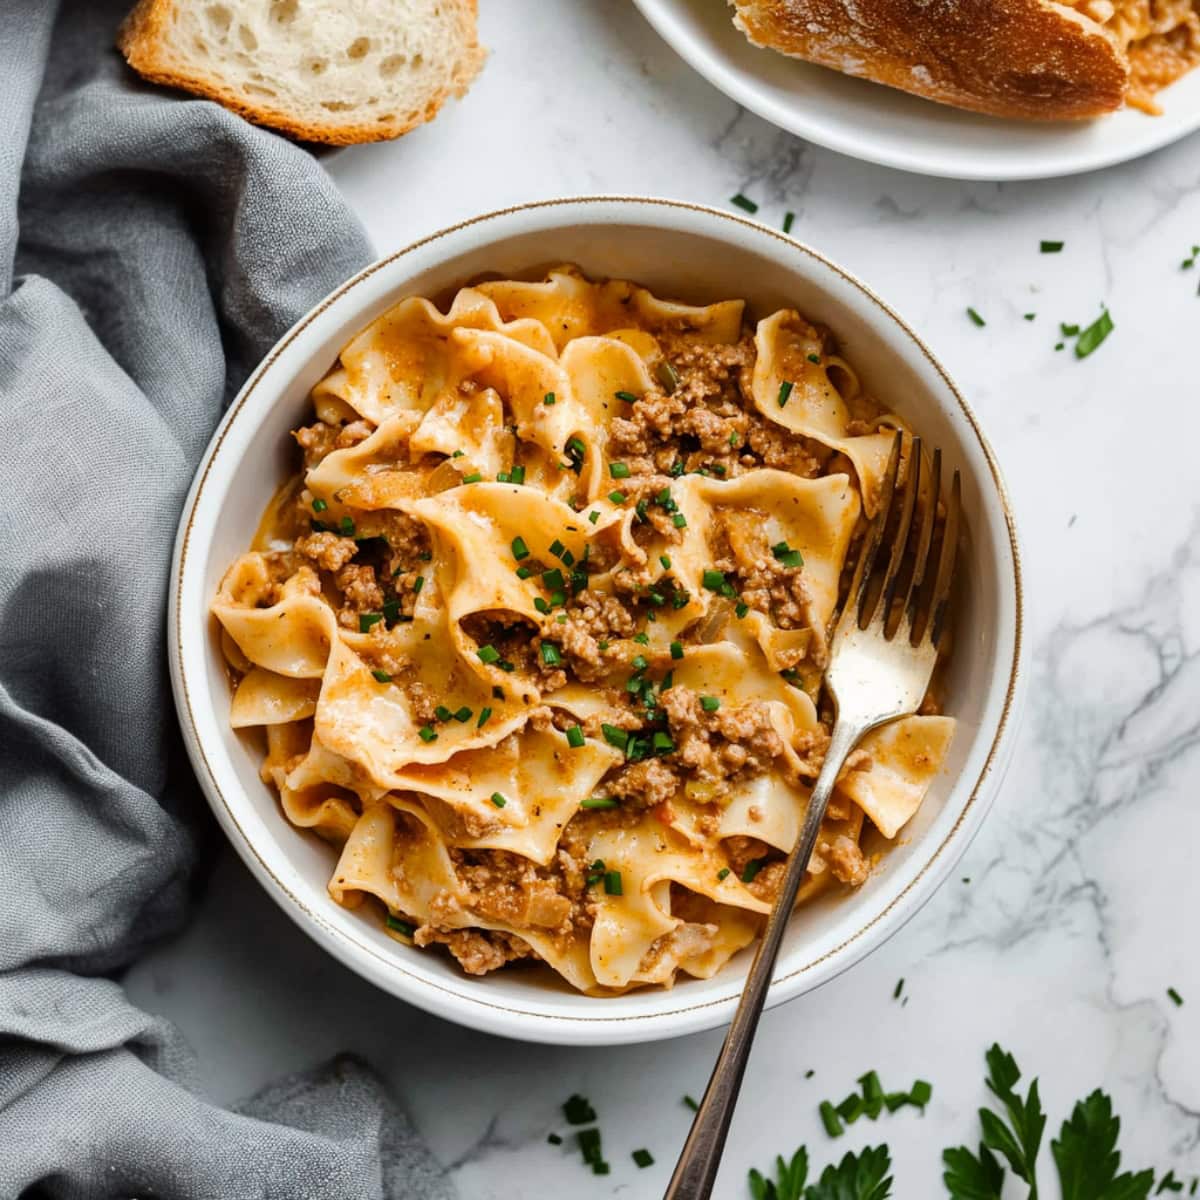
[731, 0, 1136, 120]
[118, 0, 485, 145]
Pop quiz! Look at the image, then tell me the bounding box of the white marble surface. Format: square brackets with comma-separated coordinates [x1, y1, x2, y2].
[125, 2, 1200, 1194]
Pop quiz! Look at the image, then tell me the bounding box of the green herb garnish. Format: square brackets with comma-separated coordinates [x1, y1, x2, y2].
[967, 307, 986, 327]
[731, 193, 758, 213]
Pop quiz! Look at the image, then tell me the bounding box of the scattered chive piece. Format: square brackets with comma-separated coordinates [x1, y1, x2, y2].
[730, 193, 758, 213]
[419, 551, 432, 561]
[566, 436, 586, 462]
[771, 541, 803, 569]
[730, 430, 741, 447]
[735, 602, 749, 619]
[656, 360, 680, 394]
[511, 465, 526, 485]
[581, 796, 619, 810]
[894, 978, 904, 999]
[516, 566, 533, 580]
[700, 695, 721, 712]
[741, 858, 766, 884]
[1075, 309, 1114, 359]
[683, 1095, 699, 1112]
[543, 567, 565, 591]
[453, 706, 472, 722]
[601, 724, 628, 750]
[417, 725, 437, 743]
[807, 353, 821, 364]
[511, 536, 530, 561]
[563, 1094, 597, 1125]
[837, 1093, 865, 1123]
[451, 450, 464, 458]
[609, 462, 631, 479]
[1168, 986, 1184, 1006]
[490, 792, 506, 808]
[1040, 240, 1065, 253]
[777, 380, 794, 407]
[385, 914, 415, 936]
[673, 512, 688, 528]
[805, 1070, 815, 1079]
[477, 706, 493, 728]
[819, 1100, 844, 1138]
[652, 731, 675, 754]
[547, 1133, 562, 1146]
[434, 705, 454, 722]
[660, 554, 672, 570]
[1055, 342, 1065, 351]
[702, 569, 727, 591]
[909, 1080, 932, 1108]
[608, 490, 626, 504]
[598, 639, 609, 651]
[632, 1149, 654, 1168]
[1061, 322, 1081, 336]
[412, 575, 425, 595]
[477, 644, 500, 664]
[631, 654, 648, 672]
[859, 1071, 884, 1118]
[604, 869, 623, 895]
[884, 1092, 910, 1114]
[496, 471, 511, 483]
[461, 472, 482, 484]
[543, 392, 556, 405]
[549, 538, 566, 559]
[371, 668, 392, 683]
[717, 867, 731, 881]
[1024, 313, 1036, 321]
[381, 599, 401, 623]
[670, 641, 684, 660]
[783, 211, 795, 233]
[311, 497, 328, 513]
[339, 516, 355, 537]
[540, 642, 562, 666]
[615, 389, 639, 403]
[566, 725, 585, 748]
[359, 613, 383, 633]
[967, 307, 986, 327]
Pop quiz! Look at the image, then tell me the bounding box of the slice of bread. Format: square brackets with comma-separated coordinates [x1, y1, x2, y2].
[731, 0, 1134, 120]
[118, 0, 485, 144]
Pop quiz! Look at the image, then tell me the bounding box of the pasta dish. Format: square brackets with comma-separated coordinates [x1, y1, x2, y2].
[212, 266, 955, 994]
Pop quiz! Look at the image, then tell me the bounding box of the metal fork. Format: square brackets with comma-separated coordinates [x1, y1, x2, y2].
[664, 432, 961, 1200]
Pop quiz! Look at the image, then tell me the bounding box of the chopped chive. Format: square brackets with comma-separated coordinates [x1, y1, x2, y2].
[772, 541, 803, 569]
[385, 914, 415, 936]
[417, 725, 437, 743]
[673, 512, 687, 528]
[608, 490, 626, 504]
[477, 706, 493, 728]
[381, 599, 401, 624]
[609, 462, 631, 479]
[511, 465, 526, 485]
[588, 510, 600, 524]
[338, 516, 355, 537]
[729, 430, 741, 447]
[909, 1080, 932, 1108]
[1061, 322, 1081, 336]
[581, 796, 619, 810]
[566, 725, 585, 748]
[1075, 309, 1114, 359]
[566, 437, 586, 462]
[412, 575, 425, 594]
[419, 551, 432, 561]
[655, 360, 680, 394]
[434, 705, 453, 722]
[371, 669, 392, 683]
[549, 537, 566, 558]
[311, 497, 328, 513]
[633, 631, 650, 645]
[777, 380, 794, 407]
[967, 307, 986, 327]
[632, 1149, 654, 1168]
[1040, 240, 1064, 253]
[477, 644, 500, 664]
[511, 536, 530, 561]
[516, 566, 533, 580]
[603, 870, 623, 895]
[741, 857, 766, 883]
[548, 589, 566, 608]
[702, 569, 727, 591]
[490, 792, 506, 808]
[563, 1094, 596, 1125]
[859, 1071, 884, 1107]
[807, 353, 821, 364]
[819, 1100, 844, 1138]
[631, 654, 648, 672]
[498, 659, 515, 672]
[837, 1094, 865, 1122]
[598, 640, 609, 651]
[461, 472, 482, 484]
[543, 567, 565, 591]
[884, 1092, 910, 1114]
[735, 602, 749, 618]
[635, 499, 649, 524]
[601, 724, 628, 750]
[717, 867, 730, 881]
[451, 450, 464, 459]
[652, 731, 674, 755]
[543, 392, 556, 405]
[700, 695, 720, 712]
[783, 211, 795, 233]
[453, 706, 472, 723]
[359, 613, 383, 632]
[893, 978, 904, 999]
[659, 554, 672, 570]
[496, 471, 511, 483]
[615, 390, 639, 404]
[683, 1095, 699, 1112]
[1024, 312, 1036, 321]
[547, 1133, 562, 1146]
[730, 193, 758, 213]
[1168, 986, 1184, 1006]
[534, 596, 550, 615]
[669, 641, 683, 661]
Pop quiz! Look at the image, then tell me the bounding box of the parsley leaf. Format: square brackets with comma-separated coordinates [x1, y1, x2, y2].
[942, 1144, 1005, 1200]
[978, 1043, 1045, 1195]
[749, 1146, 808, 1200]
[806, 1145, 893, 1200]
[1051, 1089, 1154, 1200]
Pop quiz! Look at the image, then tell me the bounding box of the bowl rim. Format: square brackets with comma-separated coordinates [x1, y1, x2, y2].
[169, 195, 1025, 1044]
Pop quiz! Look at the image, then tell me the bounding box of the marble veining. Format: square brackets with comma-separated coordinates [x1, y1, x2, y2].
[124, 1, 1200, 1194]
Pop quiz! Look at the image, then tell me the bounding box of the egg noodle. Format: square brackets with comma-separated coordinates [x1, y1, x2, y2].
[212, 266, 955, 994]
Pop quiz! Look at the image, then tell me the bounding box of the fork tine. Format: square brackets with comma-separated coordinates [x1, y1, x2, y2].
[854, 430, 903, 627]
[879, 435, 920, 625]
[903, 446, 940, 638]
[927, 468, 961, 647]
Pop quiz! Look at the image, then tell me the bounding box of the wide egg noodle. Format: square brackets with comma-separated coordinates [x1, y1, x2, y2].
[230, 667, 319, 728]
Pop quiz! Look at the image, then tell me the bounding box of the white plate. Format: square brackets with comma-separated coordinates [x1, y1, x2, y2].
[633, 0, 1200, 180]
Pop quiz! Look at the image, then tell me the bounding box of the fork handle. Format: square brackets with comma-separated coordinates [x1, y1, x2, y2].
[663, 717, 865, 1200]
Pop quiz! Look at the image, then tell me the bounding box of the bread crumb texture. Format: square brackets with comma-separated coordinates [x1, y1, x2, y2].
[118, 0, 486, 144]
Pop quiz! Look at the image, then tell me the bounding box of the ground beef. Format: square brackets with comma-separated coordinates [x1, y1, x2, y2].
[452, 849, 574, 931]
[335, 564, 383, 627]
[336, 420, 373, 448]
[380, 512, 432, 574]
[607, 758, 681, 809]
[293, 421, 341, 469]
[658, 686, 785, 790]
[295, 531, 358, 573]
[412, 926, 535, 975]
[823, 835, 869, 886]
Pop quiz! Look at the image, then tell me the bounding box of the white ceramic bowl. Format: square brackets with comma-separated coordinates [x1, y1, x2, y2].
[169, 197, 1025, 1045]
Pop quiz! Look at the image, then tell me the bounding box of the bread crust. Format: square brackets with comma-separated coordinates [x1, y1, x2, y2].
[117, 0, 485, 145]
[732, 0, 1130, 120]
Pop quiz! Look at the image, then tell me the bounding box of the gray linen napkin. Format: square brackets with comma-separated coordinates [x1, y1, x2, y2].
[0, 2, 454, 1196]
